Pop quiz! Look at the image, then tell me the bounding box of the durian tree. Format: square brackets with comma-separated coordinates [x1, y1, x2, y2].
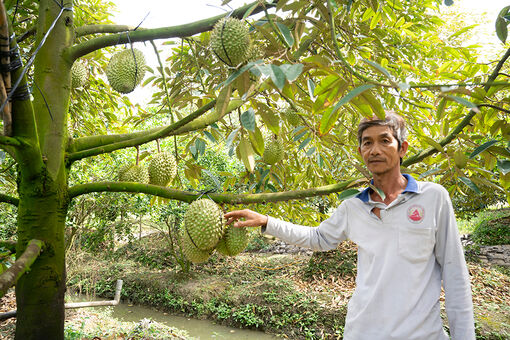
[0, 0, 509, 339]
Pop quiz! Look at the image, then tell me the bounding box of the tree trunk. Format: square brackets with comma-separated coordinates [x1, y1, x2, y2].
[14, 173, 68, 340]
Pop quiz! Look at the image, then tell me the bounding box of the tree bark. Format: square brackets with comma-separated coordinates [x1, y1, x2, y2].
[15, 181, 68, 340]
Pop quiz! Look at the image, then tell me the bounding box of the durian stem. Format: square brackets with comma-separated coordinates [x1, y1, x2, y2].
[156, 139, 160, 153]
[135, 145, 140, 165]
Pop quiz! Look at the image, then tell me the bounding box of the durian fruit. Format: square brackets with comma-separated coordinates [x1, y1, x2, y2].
[210, 17, 251, 67]
[245, 44, 263, 62]
[262, 135, 284, 165]
[117, 164, 133, 181]
[119, 164, 149, 183]
[148, 152, 177, 187]
[183, 199, 225, 251]
[106, 48, 146, 94]
[71, 61, 88, 88]
[216, 225, 251, 256]
[180, 224, 213, 263]
[283, 107, 301, 126]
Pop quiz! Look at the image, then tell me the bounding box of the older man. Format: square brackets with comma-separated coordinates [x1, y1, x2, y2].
[225, 113, 475, 340]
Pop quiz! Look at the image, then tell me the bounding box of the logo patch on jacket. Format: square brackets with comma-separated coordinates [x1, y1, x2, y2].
[407, 205, 425, 223]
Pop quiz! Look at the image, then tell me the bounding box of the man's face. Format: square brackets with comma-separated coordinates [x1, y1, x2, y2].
[358, 125, 408, 176]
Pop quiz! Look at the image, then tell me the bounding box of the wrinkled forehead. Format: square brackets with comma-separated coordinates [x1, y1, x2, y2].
[360, 125, 396, 140]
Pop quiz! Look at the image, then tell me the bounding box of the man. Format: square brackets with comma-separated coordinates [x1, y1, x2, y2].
[224, 113, 475, 340]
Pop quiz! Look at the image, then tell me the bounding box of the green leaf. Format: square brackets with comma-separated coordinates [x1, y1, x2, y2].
[276, 22, 295, 47]
[459, 176, 481, 194]
[469, 139, 499, 159]
[496, 6, 510, 43]
[279, 64, 303, 82]
[269, 64, 286, 91]
[445, 95, 480, 113]
[448, 24, 476, 40]
[299, 137, 311, 150]
[215, 84, 232, 118]
[497, 159, 510, 175]
[240, 108, 256, 132]
[226, 127, 240, 149]
[306, 147, 316, 156]
[331, 84, 376, 115]
[307, 79, 316, 100]
[444, 0, 453, 6]
[248, 127, 265, 156]
[242, 3, 259, 19]
[293, 130, 308, 141]
[195, 138, 206, 155]
[319, 107, 340, 136]
[418, 167, 443, 179]
[203, 131, 216, 143]
[363, 59, 393, 81]
[338, 188, 360, 200]
[239, 136, 255, 173]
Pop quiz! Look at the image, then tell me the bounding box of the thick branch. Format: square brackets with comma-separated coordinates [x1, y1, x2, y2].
[67, 99, 216, 163]
[0, 135, 21, 147]
[68, 179, 361, 204]
[0, 193, 19, 206]
[68, 1, 276, 61]
[68, 97, 244, 161]
[0, 239, 43, 298]
[75, 24, 137, 37]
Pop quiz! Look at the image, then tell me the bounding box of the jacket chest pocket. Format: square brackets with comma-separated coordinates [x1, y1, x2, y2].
[398, 226, 435, 263]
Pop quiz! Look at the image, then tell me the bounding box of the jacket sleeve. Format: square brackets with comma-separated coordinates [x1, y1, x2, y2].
[434, 187, 475, 340]
[262, 201, 349, 251]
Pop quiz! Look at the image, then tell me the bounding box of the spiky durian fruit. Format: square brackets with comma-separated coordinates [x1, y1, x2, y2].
[262, 136, 284, 165]
[245, 44, 263, 62]
[106, 48, 146, 94]
[183, 199, 225, 251]
[180, 224, 213, 263]
[216, 225, 251, 256]
[210, 17, 250, 67]
[71, 61, 88, 88]
[119, 164, 149, 183]
[117, 164, 133, 181]
[148, 152, 177, 187]
[283, 107, 301, 126]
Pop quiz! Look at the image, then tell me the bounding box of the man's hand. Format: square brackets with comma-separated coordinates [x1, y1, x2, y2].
[224, 209, 268, 228]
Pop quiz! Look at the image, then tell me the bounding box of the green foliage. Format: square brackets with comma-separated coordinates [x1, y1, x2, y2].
[471, 209, 510, 246]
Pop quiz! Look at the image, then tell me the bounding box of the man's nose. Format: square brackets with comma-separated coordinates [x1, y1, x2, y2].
[369, 143, 381, 155]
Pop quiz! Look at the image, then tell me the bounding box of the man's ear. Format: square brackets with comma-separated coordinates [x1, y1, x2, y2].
[400, 140, 409, 157]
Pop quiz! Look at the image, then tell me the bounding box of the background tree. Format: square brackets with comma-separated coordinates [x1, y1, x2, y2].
[0, 0, 509, 339]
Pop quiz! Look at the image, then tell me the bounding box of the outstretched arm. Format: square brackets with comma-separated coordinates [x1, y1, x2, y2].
[224, 209, 268, 228]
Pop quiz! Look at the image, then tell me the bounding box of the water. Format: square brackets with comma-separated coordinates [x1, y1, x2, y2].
[67, 295, 277, 339]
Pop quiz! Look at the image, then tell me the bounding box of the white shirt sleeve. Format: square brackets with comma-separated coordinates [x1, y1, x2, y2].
[263, 202, 349, 251]
[434, 188, 475, 340]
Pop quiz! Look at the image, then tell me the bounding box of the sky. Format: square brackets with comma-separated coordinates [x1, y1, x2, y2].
[110, 0, 509, 104]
